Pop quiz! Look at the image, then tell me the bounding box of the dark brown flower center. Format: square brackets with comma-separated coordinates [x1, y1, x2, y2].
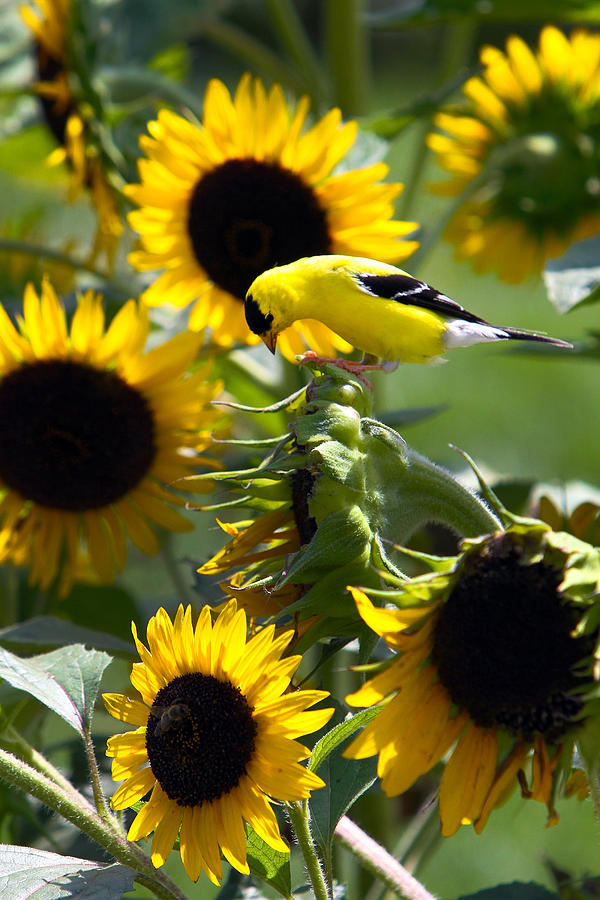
[291, 468, 317, 545]
[36, 46, 72, 149]
[0, 359, 155, 510]
[146, 672, 257, 806]
[187, 158, 332, 300]
[432, 534, 590, 741]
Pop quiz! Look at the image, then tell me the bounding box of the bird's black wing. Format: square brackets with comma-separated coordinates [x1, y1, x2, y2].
[356, 272, 488, 325]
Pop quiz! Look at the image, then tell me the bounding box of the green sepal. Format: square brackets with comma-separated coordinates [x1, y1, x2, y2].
[280, 506, 372, 586]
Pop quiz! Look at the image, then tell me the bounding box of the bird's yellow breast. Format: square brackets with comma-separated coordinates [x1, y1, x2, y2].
[298, 279, 447, 363]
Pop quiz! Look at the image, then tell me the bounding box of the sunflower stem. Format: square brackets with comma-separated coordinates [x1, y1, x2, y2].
[0, 239, 132, 299]
[83, 726, 118, 828]
[399, 20, 478, 221]
[0, 723, 84, 804]
[196, 18, 305, 96]
[288, 799, 330, 900]
[134, 873, 189, 900]
[324, 0, 370, 115]
[583, 755, 600, 830]
[335, 816, 438, 900]
[0, 746, 187, 900]
[410, 160, 490, 271]
[265, 0, 329, 105]
[100, 66, 205, 117]
[389, 445, 501, 542]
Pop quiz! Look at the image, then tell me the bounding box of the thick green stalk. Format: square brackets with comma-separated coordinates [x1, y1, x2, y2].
[391, 444, 501, 540]
[335, 816, 437, 900]
[0, 747, 187, 900]
[288, 800, 329, 900]
[324, 0, 370, 115]
[265, 0, 328, 104]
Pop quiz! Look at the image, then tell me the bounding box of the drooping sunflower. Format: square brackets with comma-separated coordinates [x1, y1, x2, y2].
[344, 521, 600, 835]
[196, 359, 498, 647]
[126, 74, 419, 359]
[427, 26, 600, 282]
[0, 278, 223, 593]
[20, 0, 123, 263]
[104, 601, 332, 883]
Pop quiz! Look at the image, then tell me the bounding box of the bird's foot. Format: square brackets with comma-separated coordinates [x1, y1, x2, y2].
[297, 352, 397, 388]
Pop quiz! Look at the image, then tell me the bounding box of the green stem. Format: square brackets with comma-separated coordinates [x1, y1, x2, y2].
[265, 0, 329, 105]
[0, 724, 84, 804]
[83, 727, 118, 827]
[197, 18, 305, 95]
[0, 239, 132, 299]
[398, 444, 501, 539]
[101, 66, 204, 116]
[408, 164, 490, 272]
[584, 756, 600, 829]
[324, 0, 370, 115]
[0, 747, 187, 900]
[335, 816, 438, 900]
[287, 800, 329, 900]
[399, 20, 478, 230]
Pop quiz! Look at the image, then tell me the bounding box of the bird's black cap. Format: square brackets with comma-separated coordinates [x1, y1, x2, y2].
[244, 292, 274, 336]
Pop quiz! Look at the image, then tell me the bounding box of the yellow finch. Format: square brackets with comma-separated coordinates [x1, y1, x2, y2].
[244, 255, 571, 365]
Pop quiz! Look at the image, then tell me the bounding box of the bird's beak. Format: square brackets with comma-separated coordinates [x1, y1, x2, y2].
[262, 330, 278, 354]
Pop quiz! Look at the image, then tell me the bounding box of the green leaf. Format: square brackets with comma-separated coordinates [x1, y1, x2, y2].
[457, 883, 559, 899]
[0, 644, 112, 735]
[309, 707, 380, 773]
[366, 0, 600, 26]
[309, 752, 377, 855]
[59, 584, 138, 646]
[0, 846, 136, 899]
[307, 707, 380, 854]
[364, 70, 476, 139]
[543, 235, 600, 313]
[245, 826, 291, 898]
[0, 616, 133, 656]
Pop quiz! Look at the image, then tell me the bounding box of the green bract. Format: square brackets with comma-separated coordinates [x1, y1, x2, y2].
[195, 360, 499, 644]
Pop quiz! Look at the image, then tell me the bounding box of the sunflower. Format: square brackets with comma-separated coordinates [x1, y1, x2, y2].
[20, 0, 123, 264]
[427, 26, 600, 282]
[196, 359, 498, 651]
[126, 74, 419, 359]
[0, 278, 223, 593]
[344, 521, 600, 835]
[103, 600, 332, 883]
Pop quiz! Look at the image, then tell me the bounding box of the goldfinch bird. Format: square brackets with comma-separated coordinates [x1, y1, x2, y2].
[244, 255, 572, 365]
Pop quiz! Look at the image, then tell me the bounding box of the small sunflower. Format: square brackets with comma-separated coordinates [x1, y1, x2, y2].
[0, 278, 223, 593]
[126, 74, 418, 359]
[103, 601, 332, 883]
[20, 0, 123, 263]
[344, 521, 600, 835]
[427, 26, 600, 282]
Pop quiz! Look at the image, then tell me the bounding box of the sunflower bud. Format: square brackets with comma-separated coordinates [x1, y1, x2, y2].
[195, 360, 498, 643]
[344, 517, 600, 835]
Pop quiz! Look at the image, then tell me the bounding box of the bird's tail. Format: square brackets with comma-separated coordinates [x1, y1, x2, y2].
[444, 319, 573, 350]
[501, 327, 573, 349]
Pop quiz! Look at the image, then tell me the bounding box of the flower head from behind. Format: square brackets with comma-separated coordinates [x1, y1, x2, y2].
[344, 518, 600, 834]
